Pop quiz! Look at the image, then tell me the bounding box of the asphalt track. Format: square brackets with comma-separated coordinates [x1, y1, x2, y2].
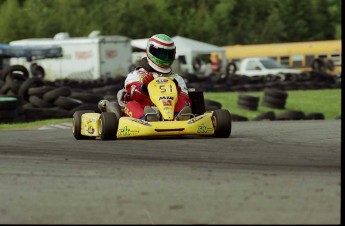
[0, 120, 341, 224]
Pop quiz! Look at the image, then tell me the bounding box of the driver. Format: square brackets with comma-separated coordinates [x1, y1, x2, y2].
[99, 34, 192, 121]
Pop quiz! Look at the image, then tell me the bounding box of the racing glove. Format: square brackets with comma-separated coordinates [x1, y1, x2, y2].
[125, 82, 149, 102]
[142, 72, 154, 86]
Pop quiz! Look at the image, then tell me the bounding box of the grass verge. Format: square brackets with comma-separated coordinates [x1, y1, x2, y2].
[204, 89, 341, 120]
[0, 89, 341, 130]
[0, 118, 71, 130]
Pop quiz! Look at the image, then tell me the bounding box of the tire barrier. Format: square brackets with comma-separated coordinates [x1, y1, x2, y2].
[0, 65, 127, 122]
[252, 111, 276, 121]
[0, 63, 341, 123]
[184, 70, 340, 92]
[276, 110, 305, 120]
[237, 93, 259, 111]
[232, 110, 327, 122]
[0, 64, 29, 81]
[231, 113, 248, 122]
[305, 112, 325, 120]
[262, 88, 288, 109]
[204, 98, 222, 110]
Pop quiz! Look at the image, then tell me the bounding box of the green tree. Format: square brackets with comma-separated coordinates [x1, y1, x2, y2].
[0, 0, 341, 45]
[0, 0, 27, 42]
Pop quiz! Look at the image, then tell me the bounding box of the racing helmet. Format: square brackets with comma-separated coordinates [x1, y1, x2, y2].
[146, 34, 176, 73]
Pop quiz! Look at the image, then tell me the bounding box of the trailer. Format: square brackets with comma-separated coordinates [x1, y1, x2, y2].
[9, 32, 132, 81]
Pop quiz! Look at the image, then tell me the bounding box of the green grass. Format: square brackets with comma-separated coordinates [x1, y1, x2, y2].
[0, 118, 71, 130]
[204, 89, 341, 120]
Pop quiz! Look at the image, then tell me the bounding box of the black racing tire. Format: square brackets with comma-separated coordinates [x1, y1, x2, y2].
[225, 62, 237, 76]
[43, 86, 72, 102]
[0, 80, 4, 89]
[72, 110, 96, 140]
[5, 72, 27, 94]
[22, 102, 35, 109]
[0, 83, 11, 94]
[28, 85, 56, 97]
[231, 113, 249, 121]
[18, 77, 45, 101]
[99, 112, 119, 140]
[53, 96, 83, 110]
[30, 63, 45, 79]
[1, 65, 29, 81]
[326, 59, 335, 71]
[70, 91, 104, 103]
[263, 88, 288, 99]
[262, 100, 286, 109]
[305, 112, 325, 120]
[192, 57, 202, 72]
[262, 95, 286, 106]
[276, 110, 305, 120]
[92, 85, 121, 94]
[204, 99, 222, 109]
[238, 93, 260, 102]
[212, 109, 232, 138]
[237, 99, 258, 111]
[29, 95, 54, 108]
[252, 111, 276, 121]
[311, 58, 326, 72]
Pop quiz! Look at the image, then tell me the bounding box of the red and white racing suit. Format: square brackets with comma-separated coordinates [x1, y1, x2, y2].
[123, 67, 191, 119]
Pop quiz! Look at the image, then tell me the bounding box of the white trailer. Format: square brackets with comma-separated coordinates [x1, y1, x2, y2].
[9, 32, 132, 81]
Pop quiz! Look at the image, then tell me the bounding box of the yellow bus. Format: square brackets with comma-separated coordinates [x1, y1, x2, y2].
[221, 40, 341, 74]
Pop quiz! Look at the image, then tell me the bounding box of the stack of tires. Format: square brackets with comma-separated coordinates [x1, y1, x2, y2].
[262, 88, 288, 109]
[237, 93, 259, 111]
[0, 65, 104, 122]
[0, 65, 29, 96]
[276, 110, 305, 120]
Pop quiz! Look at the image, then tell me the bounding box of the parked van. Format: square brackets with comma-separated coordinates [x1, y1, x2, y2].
[9, 31, 132, 81]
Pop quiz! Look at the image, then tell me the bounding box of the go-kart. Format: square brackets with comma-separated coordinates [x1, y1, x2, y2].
[72, 77, 232, 140]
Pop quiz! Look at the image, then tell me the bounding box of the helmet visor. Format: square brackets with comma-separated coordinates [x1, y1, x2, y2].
[148, 44, 175, 62]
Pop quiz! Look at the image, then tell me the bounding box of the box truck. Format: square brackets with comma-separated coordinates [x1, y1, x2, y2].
[9, 31, 132, 81]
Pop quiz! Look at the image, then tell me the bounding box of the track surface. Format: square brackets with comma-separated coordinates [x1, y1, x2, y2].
[0, 120, 341, 224]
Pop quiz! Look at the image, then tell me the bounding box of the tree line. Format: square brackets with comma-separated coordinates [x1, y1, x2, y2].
[0, 0, 341, 46]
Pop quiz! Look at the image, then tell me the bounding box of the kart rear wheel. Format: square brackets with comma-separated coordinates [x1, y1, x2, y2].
[72, 110, 95, 140]
[99, 112, 119, 140]
[212, 109, 232, 138]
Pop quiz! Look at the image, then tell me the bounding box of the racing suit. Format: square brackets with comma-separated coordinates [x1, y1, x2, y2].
[123, 66, 191, 120]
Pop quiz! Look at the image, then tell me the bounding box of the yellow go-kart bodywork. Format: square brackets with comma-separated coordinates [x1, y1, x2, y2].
[72, 77, 231, 140]
[78, 112, 215, 139]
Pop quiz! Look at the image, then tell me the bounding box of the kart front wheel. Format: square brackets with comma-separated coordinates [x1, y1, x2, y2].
[72, 110, 95, 140]
[99, 112, 119, 140]
[212, 109, 232, 138]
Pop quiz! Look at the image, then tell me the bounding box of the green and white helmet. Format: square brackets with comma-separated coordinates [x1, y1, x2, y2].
[146, 34, 176, 73]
